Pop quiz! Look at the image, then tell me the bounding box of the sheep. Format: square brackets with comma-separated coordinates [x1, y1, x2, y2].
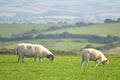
[16, 43, 54, 63]
[80, 48, 109, 66]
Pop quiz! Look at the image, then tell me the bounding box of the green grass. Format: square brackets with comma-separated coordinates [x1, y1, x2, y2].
[0, 54, 119, 80]
[0, 39, 105, 51]
[0, 23, 120, 51]
[0, 23, 120, 37]
[0, 23, 60, 37]
[46, 23, 120, 36]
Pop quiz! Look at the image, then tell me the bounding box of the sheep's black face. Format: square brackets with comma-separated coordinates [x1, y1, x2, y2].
[47, 54, 54, 61]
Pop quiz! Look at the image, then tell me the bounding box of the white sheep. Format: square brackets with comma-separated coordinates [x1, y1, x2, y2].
[16, 43, 54, 63]
[80, 48, 109, 66]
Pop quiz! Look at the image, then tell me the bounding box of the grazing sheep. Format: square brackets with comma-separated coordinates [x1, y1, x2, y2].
[80, 48, 109, 66]
[16, 43, 54, 63]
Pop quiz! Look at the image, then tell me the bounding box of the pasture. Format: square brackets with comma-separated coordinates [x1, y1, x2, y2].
[0, 54, 119, 80]
[0, 23, 120, 51]
[0, 23, 68, 37]
[45, 23, 120, 36]
[0, 23, 120, 80]
[0, 23, 120, 37]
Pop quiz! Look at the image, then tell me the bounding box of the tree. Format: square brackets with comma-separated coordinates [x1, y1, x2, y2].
[117, 18, 120, 22]
[104, 18, 113, 23]
[76, 21, 86, 26]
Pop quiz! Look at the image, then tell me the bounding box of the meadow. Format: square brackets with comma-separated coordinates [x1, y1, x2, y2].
[0, 23, 120, 37]
[0, 23, 67, 37]
[0, 23, 120, 51]
[45, 23, 120, 36]
[0, 23, 120, 80]
[0, 54, 119, 80]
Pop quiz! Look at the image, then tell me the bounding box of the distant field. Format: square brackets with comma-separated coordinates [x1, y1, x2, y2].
[0, 23, 120, 37]
[0, 23, 65, 37]
[45, 23, 120, 36]
[0, 55, 119, 80]
[0, 23, 120, 51]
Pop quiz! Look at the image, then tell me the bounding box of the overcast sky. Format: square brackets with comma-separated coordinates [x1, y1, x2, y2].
[0, 0, 120, 22]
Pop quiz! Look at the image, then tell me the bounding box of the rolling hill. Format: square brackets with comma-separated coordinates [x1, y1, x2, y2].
[0, 23, 120, 53]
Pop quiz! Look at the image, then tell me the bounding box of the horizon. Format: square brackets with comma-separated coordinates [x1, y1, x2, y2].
[0, 0, 120, 23]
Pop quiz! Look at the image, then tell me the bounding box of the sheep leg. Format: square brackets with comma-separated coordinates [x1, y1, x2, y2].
[81, 59, 85, 66]
[85, 57, 89, 66]
[95, 60, 99, 67]
[39, 57, 43, 62]
[85, 60, 89, 66]
[18, 56, 20, 62]
[34, 57, 37, 62]
[21, 56, 24, 63]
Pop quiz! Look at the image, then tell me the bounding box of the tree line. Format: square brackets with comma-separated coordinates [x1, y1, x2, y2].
[104, 18, 120, 23]
[0, 31, 120, 44]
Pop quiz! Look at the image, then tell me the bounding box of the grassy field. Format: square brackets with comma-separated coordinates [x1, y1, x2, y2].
[0, 39, 105, 51]
[0, 23, 120, 37]
[45, 23, 120, 36]
[0, 54, 119, 80]
[0, 23, 120, 51]
[0, 23, 63, 37]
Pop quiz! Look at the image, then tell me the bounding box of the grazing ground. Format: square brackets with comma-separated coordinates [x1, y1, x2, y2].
[0, 23, 120, 37]
[0, 23, 120, 79]
[0, 54, 119, 80]
[0, 23, 120, 51]
[45, 23, 120, 36]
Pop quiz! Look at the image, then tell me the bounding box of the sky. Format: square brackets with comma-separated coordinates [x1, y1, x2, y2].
[0, 0, 120, 23]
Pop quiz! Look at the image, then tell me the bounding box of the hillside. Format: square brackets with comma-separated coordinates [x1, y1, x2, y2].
[0, 23, 120, 37]
[0, 23, 120, 53]
[45, 23, 120, 37]
[104, 46, 120, 55]
[0, 23, 63, 37]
